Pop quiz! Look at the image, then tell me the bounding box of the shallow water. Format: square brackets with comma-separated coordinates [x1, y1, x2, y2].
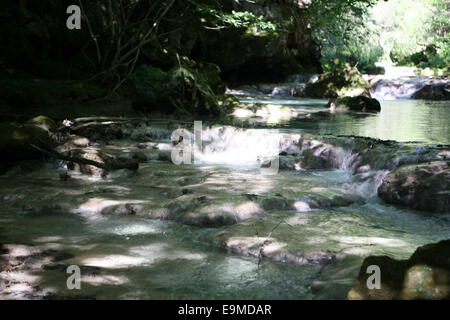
[1, 96, 449, 300]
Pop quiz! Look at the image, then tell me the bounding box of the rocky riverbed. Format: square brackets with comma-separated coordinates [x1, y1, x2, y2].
[1, 90, 449, 299]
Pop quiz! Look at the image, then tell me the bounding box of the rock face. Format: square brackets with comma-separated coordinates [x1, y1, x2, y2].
[303, 64, 371, 99]
[378, 162, 449, 213]
[348, 240, 450, 300]
[328, 96, 381, 112]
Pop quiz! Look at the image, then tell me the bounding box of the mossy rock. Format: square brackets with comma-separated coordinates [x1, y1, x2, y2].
[0, 122, 54, 173]
[328, 96, 381, 112]
[28, 115, 57, 132]
[303, 64, 371, 99]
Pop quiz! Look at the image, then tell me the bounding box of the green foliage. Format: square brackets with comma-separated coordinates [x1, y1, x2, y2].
[373, 0, 449, 71]
[321, 42, 383, 73]
[190, 1, 282, 32]
[308, 0, 382, 72]
[131, 62, 225, 116]
[312, 0, 449, 73]
[0, 122, 54, 173]
[308, 0, 378, 42]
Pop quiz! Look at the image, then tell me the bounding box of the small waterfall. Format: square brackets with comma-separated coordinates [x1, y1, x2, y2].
[339, 151, 361, 171]
[370, 77, 428, 100]
[352, 170, 390, 198]
[192, 126, 283, 167]
[286, 73, 318, 85]
[167, 125, 418, 202]
[369, 64, 449, 100]
[371, 78, 426, 100]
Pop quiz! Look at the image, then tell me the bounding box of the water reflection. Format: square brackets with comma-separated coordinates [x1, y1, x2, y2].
[247, 98, 450, 144]
[316, 100, 449, 144]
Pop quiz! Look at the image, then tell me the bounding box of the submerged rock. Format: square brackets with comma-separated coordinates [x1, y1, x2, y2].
[205, 216, 336, 266]
[348, 240, 450, 300]
[328, 96, 381, 112]
[163, 195, 263, 228]
[378, 162, 449, 213]
[101, 203, 143, 216]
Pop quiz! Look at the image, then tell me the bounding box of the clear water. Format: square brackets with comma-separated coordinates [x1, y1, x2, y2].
[1, 96, 449, 300]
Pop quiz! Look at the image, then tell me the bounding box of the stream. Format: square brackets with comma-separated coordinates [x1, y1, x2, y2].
[1, 79, 449, 300]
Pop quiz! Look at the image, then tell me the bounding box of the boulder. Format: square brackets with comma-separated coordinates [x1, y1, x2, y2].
[378, 162, 449, 213]
[205, 215, 336, 267]
[161, 193, 269, 228]
[411, 83, 450, 100]
[348, 240, 450, 300]
[328, 96, 381, 112]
